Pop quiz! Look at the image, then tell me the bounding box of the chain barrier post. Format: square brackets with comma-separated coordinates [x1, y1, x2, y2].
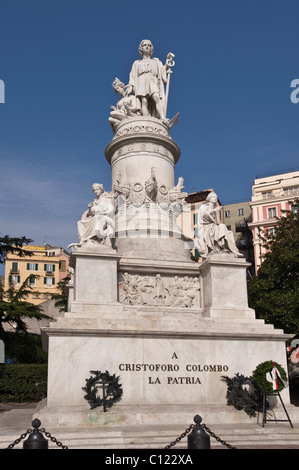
[187, 415, 211, 449]
[23, 419, 48, 449]
[6, 418, 68, 449]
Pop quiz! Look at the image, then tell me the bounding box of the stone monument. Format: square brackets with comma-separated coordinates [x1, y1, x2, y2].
[37, 40, 293, 430]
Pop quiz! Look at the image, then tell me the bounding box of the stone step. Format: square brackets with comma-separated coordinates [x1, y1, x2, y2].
[1, 408, 299, 449]
[55, 315, 282, 337]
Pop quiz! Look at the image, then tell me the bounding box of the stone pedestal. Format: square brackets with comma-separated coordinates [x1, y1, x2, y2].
[200, 253, 255, 318]
[105, 117, 180, 191]
[38, 117, 293, 432]
[39, 249, 292, 428]
[105, 117, 191, 261]
[70, 247, 120, 305]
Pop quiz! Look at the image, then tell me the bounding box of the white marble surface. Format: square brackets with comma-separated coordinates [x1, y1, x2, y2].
[45, 333, 290, 410]
[72, 250, 120, 304]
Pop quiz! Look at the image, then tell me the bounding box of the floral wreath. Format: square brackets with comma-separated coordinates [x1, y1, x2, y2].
[252, 361, 287, 394]
[82, 370, 123, 411]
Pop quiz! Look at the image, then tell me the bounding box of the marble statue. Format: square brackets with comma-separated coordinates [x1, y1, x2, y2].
[75, 183, 115, 247]
[109, 40, 176, 128]
[109, 78, 139, 129]
[196, 192, 243, 258]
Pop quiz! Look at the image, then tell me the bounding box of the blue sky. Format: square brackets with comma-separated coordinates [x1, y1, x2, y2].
[0, 0, 298, 269]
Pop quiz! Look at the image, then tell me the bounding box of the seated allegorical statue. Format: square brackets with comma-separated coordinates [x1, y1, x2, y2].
[76, 183, 115, 247]
[196, 191, 243, 258]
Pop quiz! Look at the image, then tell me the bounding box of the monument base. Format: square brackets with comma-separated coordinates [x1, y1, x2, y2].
[38, 251, 294, 430]
[34, 400, 299, 429]
[38, 306, 293, 428]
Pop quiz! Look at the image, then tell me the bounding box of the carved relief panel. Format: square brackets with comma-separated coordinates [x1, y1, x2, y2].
[118, 272, 201, 309]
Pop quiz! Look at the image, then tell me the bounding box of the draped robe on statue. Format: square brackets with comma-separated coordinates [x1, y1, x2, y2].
[129, 57, 167, 117]
[78, 195, 115, 244]
[197, 203, 241, 257]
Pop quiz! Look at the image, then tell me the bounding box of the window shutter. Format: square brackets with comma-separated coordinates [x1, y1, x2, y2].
[44, 277, 47, 284]
[52, 277, 55, 285]
[52, 264, 55, 272]
[44, 264, 47, 271]
[17, 276, 20, 283]
[27, 263, 30, 270]
[35, 264, 38, 271]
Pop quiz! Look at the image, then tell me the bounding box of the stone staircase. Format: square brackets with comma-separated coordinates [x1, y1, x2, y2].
[1, 408, 299, 449]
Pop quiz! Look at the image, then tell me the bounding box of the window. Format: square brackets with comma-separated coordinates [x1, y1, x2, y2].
[225, 210, 230, 218]
[267, 227, 276, 237]
[238, 208, 244, 216]
[59, 260, 66, 272]
[11, 262, 19, 273]
[44, 277, 55, 286]
[226, 225, 231, 231]
[44, 264, 55, 273]
[262, 191, 273, 199]
[9, 274, 20, 284]
[291, 204, 299, 214]
[267, 207, 277, 219]
[29, 274, 36, 286]
[193, 213, 197, 225]
[27, 263, 38, 271]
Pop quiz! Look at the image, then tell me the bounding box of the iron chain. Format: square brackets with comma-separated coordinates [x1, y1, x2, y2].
[165, 422, 237, 449]
[6, 427, 68, 449]
[165, 424, 195, 449]
[41, 428, 69, 449]
[201, 423, 237, 449]
[6, 429, 32, 449]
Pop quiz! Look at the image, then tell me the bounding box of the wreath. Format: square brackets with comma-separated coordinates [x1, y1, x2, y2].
[252, 361, 287, 394]
[221, 373, 265, 417]
[82, 370, 123, 411]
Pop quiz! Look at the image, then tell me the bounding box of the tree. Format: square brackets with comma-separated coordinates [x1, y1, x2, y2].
[248, 199, 299, 337]
[0, 275, 51, 333]
[50, 275, 71, 312]
[0, 235, 34, 264]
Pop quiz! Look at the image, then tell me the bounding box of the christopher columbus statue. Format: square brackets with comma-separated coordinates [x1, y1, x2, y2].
[125, 39, 175, 123]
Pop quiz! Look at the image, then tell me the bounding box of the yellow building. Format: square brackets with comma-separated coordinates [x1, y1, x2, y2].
[4, 244, 70, 305]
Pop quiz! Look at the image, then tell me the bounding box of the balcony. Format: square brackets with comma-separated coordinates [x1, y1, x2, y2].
[252, 188, 299, 202]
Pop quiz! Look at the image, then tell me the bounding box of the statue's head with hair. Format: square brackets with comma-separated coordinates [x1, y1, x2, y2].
[139, 39, 154, 57]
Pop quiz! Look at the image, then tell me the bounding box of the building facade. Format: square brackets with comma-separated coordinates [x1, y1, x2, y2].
[4, 244, 70, 305]
[222, 200, 254, 275]
[248, 169, 299, 273]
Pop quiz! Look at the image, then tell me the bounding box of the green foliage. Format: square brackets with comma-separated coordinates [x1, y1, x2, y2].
[0, 331, 47, 364]
[0, 364, 47, 402]
[50, 275, 71, 312]
[0, 235, 33, 264]
[0, 276, 51, 333]
[248, 199, 299, 336]
[221, 373, 265, 417]
[252, 361, 287, 394]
